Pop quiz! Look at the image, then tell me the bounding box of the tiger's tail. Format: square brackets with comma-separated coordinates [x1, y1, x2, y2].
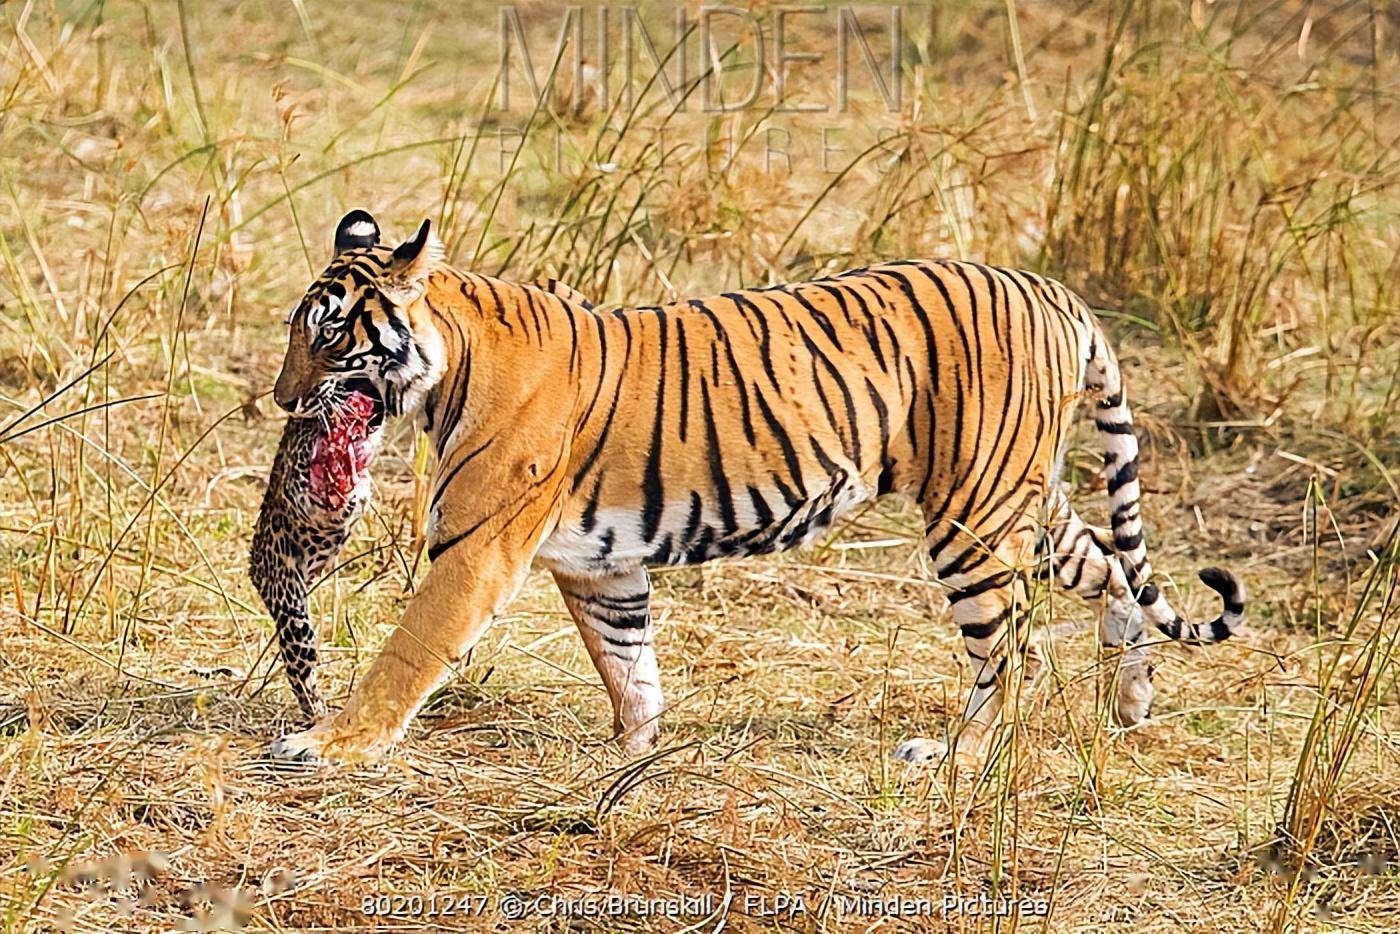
[1080, 311, 1246, 645]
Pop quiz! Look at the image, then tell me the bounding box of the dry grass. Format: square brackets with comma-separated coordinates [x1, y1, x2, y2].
[1, 0, 1398, 930]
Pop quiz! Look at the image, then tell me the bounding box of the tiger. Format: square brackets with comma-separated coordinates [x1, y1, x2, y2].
[266, 209, 1245, 766]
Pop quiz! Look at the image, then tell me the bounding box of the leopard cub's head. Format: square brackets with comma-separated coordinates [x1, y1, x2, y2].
[274, 210, 446, 425]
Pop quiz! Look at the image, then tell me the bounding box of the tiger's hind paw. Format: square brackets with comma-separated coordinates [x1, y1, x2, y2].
[893, 737, 948, 765]
[893, 729, 989, 768]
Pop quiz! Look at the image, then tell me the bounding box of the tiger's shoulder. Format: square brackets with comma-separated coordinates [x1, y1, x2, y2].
[528, 277, 594, 310]
[422, 268, 596, 313]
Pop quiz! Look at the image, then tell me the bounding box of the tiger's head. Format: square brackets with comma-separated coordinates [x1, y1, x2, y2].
[274, 210, 446, 425]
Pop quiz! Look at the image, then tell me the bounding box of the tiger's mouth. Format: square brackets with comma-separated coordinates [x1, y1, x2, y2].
[341, 378, 387, 433]
[306, 380, 385, 511]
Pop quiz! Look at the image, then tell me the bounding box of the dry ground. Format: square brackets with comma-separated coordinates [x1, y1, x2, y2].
[1, 1, 1398, 931]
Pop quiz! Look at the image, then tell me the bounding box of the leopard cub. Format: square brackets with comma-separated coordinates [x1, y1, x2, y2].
[249, 394, 380, 720]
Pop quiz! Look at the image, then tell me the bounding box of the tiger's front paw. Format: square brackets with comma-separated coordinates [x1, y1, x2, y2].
[268, 725, 331, 763]
[269, 720, 398, 765]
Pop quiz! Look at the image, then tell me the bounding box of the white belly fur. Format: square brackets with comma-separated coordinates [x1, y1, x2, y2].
[537, 475, 874, 578]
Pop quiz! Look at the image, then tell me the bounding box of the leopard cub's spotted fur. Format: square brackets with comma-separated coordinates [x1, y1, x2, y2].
[249, 414, 370, 720]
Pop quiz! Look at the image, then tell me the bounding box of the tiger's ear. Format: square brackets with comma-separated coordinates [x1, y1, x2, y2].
[334, 209, 380, 254]
[383, 219, 443, 302]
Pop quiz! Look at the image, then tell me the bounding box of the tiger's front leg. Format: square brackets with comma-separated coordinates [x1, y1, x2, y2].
[270, 487, 558, 764]
[553, 568, 664, 754]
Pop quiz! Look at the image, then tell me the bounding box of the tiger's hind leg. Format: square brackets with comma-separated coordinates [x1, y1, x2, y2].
[1040, 486, 1153, 726]
[553, 568, 664, 755]
[895, 522, 1045, 767]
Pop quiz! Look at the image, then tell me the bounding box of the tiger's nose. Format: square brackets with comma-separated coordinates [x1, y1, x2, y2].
[274, 390, 319, 418]
[276, 394, 311, 416]
[273, 371, 302, 414]
[274, 335, 315, 414]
